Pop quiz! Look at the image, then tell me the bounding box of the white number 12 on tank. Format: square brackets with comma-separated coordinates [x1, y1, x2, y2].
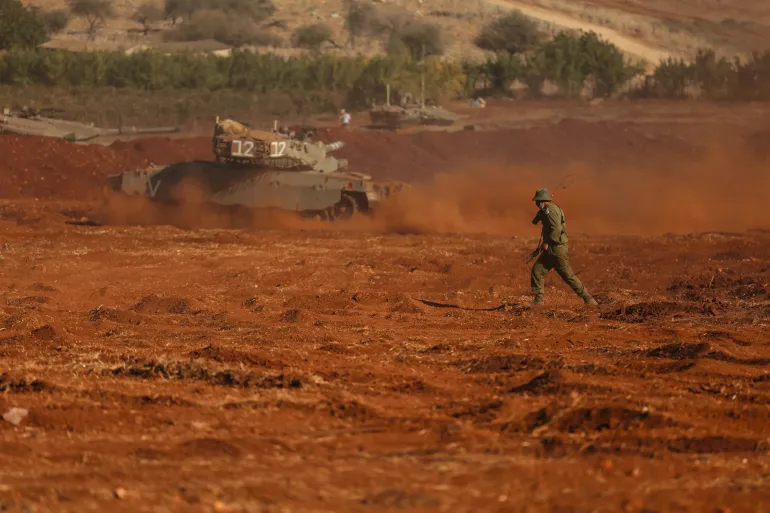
[231, 139, 255, 157]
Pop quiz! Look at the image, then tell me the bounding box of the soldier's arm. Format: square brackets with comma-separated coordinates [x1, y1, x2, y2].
[544, 208, 563, 244]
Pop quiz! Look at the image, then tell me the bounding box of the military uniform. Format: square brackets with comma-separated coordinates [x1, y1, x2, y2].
[530, 188, 597, 306]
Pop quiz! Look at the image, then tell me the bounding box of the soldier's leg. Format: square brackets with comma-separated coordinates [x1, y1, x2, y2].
[551, 245, 596, 304]
[530, 252, 554, 305]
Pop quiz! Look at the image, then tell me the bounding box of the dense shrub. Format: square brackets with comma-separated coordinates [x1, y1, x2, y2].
[688, 49, 734, 100]
[644, 57, 689, 98]
[388, 21, 444, 61]
[345, 1, 385, 49]
[134, 2, 163, 35]
[463, 31, 641, 98]
[163, 0, 274, 23]
[42, 9, 70, 35]
[732, 51, 770, 100]
[165, 9, 279, 47]
[474, 10, 543, 56]
[293, 23, 334, 51]
[525, 31, 642, 98]
[636, 48, 770, 101]
[0, 0, 48, 50]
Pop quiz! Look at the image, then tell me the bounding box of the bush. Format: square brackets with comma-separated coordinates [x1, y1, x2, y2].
[637, 48, 770, 101]
[293, 23, 334, 51]
[163, 0, 195, 23]
[202, 0, 274, 22]
[42, 9, 70, 35]
[134, 2, 163, 35]
[474, 10, 543, 56]
[580, 31, 643, 97]
[732, 51, 770, 100]
[68, 0, 114, 41]
[645, 57, 689, 98]
[390, 21, 443, 61]
[0, 0, 48, 50]
[526, 32, 585, 97]
[526, 31, 642, 98]
[163, 0, 274, 24]
[166, 9, 278, 47]
[345, 1, 385, 49]
[688, 49, 733, 100]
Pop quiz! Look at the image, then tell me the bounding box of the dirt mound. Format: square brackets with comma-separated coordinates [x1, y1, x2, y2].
[187, 345, 278, 368]
[131, 294, 191, 315]
[0, 373, 52, 393]
[669, 270, 768, 301]
[178, 438, 242, 458]
[644, 342, 770, 365]
[459, 354, 546, 373]
[0, 134, 209, 199]
[521, 405, 675, 434]
[600, 301, 717, 323]
[109, 359, 302, 389]
[509, 370, 567, 395]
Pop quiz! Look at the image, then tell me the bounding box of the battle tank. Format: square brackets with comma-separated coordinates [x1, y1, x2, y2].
[104, 118, 403, 221]
[368, 103, 463, 129]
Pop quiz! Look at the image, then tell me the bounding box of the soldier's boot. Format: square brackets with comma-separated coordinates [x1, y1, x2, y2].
[581, 291, 598, 306]
[532, 293, 544, 306]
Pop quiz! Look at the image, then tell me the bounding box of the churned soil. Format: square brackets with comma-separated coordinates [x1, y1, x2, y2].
[0, 101, 770, 512]
[1, 201, 769, 512]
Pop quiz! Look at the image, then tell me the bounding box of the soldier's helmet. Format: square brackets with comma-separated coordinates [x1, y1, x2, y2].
[532, 188, 553, 202]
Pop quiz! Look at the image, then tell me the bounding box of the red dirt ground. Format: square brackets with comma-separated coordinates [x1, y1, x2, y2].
[1, 101, 769, 512]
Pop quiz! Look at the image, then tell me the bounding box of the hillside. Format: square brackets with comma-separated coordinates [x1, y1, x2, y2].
[21, 0, 770, 64]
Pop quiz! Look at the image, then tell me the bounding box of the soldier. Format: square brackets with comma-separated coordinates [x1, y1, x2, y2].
[339, 109, 351, 129]
[530, 188, 598, 306]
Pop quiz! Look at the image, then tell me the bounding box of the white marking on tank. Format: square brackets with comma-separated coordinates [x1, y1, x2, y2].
[147, 177, 161, 198]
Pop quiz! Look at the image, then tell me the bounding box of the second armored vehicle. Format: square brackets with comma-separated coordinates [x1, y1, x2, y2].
[1, 106, 179, 141]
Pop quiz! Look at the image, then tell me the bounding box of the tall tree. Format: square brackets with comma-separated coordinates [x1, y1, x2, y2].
[68, 0, 114, 41]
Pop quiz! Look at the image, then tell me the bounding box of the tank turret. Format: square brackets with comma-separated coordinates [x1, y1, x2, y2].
[212, 118, 348, 173]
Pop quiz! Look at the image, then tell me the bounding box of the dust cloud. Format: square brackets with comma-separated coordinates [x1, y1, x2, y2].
[363, 144, 770, 237]
[95, 138, 769, 237]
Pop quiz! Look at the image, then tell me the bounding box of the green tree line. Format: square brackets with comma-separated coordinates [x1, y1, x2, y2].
[1, 0, 769, 110]
[0, 49, 467, 109]
[636, 49, 770, 101]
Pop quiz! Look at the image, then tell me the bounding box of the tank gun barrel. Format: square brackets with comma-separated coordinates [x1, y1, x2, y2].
[102, 126, 181, 135]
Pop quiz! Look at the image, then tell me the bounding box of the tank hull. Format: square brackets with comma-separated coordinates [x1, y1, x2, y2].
[105, 161, 401, 218]
[368, 105, 463, 129]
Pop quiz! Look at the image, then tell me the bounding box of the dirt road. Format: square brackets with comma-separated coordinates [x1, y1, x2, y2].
[0, 101, 769, 512]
